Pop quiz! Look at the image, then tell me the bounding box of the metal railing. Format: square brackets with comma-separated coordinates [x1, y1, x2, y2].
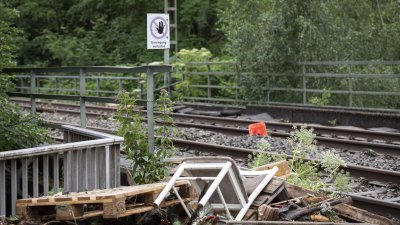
[3, 66, 172, 128]
[181, 61, 400, 110]
[0, 125, 123, 216]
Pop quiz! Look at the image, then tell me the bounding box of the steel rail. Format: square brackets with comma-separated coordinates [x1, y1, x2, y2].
[16, 99, 400, 156]
[45, 120, 400, 185]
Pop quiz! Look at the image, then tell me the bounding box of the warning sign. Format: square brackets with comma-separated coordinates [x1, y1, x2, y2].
[147, 14, 170, 49]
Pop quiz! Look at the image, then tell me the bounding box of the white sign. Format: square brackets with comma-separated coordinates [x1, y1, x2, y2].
[147, 13, 170, 49]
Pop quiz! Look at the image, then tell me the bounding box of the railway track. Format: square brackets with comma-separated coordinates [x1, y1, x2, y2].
[15, 99, 400, 214]
[45, 121, 400, 220]
[14, 99, 400, 156]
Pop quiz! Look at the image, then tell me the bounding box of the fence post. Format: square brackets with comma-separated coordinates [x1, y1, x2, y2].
[146, 68, 155, 153]
[207, 63, 211, 102]
[182, 66, 186, 99]
[235, 63, 240, 103]
[55, 77, 58, 94]
[30, 70, 36, 112]
[302, 64, 306, 104]
[267, 68, 271, 103]
[20, 77, 24, 93]
[348, 64, 353, 107]
[118, 79, 122, 92]
[80, 68, 87, 128]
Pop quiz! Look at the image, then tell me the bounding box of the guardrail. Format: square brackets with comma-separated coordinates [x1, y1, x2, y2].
[2, 66, 172, 127]
[0, 125, 123, 217]
[181, 61, 400, 110]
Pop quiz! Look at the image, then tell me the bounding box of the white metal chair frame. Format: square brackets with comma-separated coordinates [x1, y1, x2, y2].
[154, 159, 278, 221]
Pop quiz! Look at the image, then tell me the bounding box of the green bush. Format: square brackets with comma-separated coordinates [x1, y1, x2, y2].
[0, 76, 50, 151]
[116, 90, 176, 184]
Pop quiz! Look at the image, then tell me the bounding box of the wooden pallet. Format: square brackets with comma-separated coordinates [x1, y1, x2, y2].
[16, 180, 195, 222]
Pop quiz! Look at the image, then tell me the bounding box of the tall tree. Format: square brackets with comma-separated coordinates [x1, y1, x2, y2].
[10, 0, 227, 66]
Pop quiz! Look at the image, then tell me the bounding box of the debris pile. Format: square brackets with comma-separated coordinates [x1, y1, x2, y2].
[12, 158, 399, 225]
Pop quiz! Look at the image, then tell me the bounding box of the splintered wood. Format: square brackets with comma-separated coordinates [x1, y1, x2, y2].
[16, 180, 194, 222]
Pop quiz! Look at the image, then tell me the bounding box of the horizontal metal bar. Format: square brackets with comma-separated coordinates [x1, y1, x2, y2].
[189, 72, 237, 76]
[305, 73, 400, 78]
[186, 62, 237, 66]
[86, 76, 140, 80]
[36, 75, 79, 79]
[301, 60, 400, 65]
[185, 61, 400, 67]
[86, 90, 119, 94]
[3, 65, 171, 74]
[7, 92, 80, 101]
[182, 97, 247, 103]
[62, 125, 120, 139]
[37, 87, 77, 92]
[17, 75, 141, 80]
[188, 85, 239, 89]
[0, 138, 123, 160]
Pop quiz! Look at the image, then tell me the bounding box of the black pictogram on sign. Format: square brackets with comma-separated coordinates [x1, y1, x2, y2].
[150, 17, 168, 39]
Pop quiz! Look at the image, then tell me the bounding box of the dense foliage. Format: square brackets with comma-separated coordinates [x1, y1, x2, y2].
[219, 0, 400, 107]
[0, 2, 49, 151]
[3, 1, 400, 109]
[8, 0, 226, 66]
[221, 0, 400, 65]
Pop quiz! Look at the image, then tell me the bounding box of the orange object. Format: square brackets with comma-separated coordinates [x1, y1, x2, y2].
[248, 122, 267, 137]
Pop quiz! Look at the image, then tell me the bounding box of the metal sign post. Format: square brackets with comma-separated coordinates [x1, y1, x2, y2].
[147, 13, 170, 153]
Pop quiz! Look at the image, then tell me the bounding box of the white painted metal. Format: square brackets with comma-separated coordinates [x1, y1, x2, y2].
[33, 156, 39, 197]
[217, 186, 233, 220]
[11, 160, 17, 215]
[198, 162, 232, 207]
[0, 125, 124, 216]
[0, 161, 5, 216]
[154, 162, 187, 206]
[154, 158, 278, 222]
[235, 166, 278, 221]
[172, 186, 191, 217]
[43, 155, 49, 196]
[228, 168, 247, 207]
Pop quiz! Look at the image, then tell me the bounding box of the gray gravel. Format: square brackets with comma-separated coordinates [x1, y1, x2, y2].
[40, 112, 400, 172]
[40, 112, 400, 200]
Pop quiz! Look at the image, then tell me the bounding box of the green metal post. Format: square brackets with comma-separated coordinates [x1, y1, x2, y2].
[348, 64, 353, 107]
[147, 68, 155, 153]
[30, 70, 36, 112]
[207, 64, 211, 102]
[302, 64, 306, 104]
[79, 68, 87, 128]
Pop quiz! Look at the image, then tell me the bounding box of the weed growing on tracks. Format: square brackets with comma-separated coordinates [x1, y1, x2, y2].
[248, 138, 285, 168]
[287, 125, 350, 193]
[116, 90, 176, 184]
[249, 125, 350, 194]
[155, 89, 177, 158]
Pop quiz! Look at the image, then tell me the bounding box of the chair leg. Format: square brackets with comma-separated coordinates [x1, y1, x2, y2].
[172, 186, 191, 217]
[235, 166, 278, 221]
[154, 162, 187, 206]
[217, 186, 233, 220]
[198, 162, 232, 207]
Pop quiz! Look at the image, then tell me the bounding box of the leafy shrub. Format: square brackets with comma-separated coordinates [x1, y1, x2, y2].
[116, 90, 175, 184]
[0, 76, 50, 151]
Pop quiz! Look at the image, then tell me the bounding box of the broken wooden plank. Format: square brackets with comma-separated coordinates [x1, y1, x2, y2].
[222, 221, 373, 225]
[105, 197, 195, 219]
[56, 204, 85, 221]
[16, 180, 194, 222]
[253, 178, 285, 207]
[255, 160, 291, 177]
[16, 180, 190, 206]
[333, 203, 399, 225]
